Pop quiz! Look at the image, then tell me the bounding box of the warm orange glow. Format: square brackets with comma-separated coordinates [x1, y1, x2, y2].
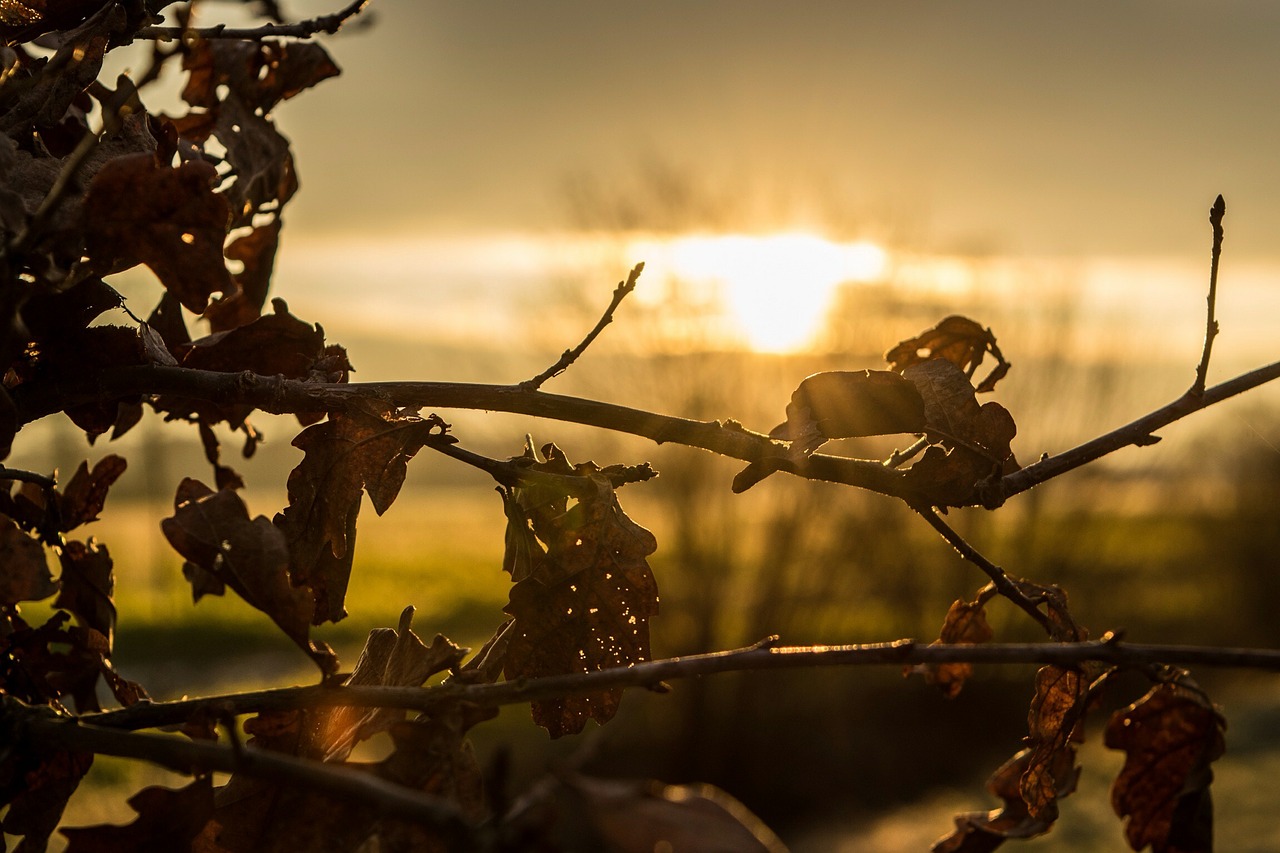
[629, 232, 887, 352]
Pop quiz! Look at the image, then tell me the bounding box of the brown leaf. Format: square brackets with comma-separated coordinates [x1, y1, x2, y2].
[84, 154, 234, 313]
[886, 315, 1010, 391]
[565, 774, 788, 853]
[906, 596, 994, 698]
[0, 511, 55, 605]
[274, 406, 445, 624]
[902, 360, 1019, 508]
[205, 219, 283, 332]
[60, 777, 215, 853]
[177, 40, 338, 226]
[0, 745, 93, 851]
[1105, 682, 1225, 853]
[733, 369, 926, 491]
[502, 451, 659, 738]
[316, 606, 468, 763]
[15, 325, 145, 441]
[59, 455, 126, 531]
[932, 747, 1077, 852]
[1021, 665, 1086, 818]
[54, 539, 116, 647]
[162, 478, 337, 674]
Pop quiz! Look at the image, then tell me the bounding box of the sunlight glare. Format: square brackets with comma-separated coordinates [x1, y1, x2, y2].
[630, 233, 887, 352]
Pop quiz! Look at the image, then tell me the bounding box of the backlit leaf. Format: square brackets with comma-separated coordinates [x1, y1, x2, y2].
[273, 406, 446, 624]
[162, 478, 337, 674]
[1106, 682, 1224, 853]
[60, 777, 215, 853]
[906, 595, 994, 698]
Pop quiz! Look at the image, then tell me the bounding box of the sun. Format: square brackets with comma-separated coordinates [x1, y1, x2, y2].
[629, 232, 887, 352]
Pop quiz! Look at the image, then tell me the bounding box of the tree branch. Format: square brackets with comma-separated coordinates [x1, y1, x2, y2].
[911, 504, 1053, 633]
[81, 638, 1280, 732]
[10, 702, 470, 837]
[1191, 194, 1226, 396]
[999, 358, 1280, 499]
[138, 0, 372, 41]
[520, 262, 643, 391]
[13, 355, 1280, 506]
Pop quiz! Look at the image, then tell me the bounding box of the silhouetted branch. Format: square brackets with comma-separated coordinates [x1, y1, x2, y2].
[1000, 358, 1280, 499]
[16, 354, 1280, 505]
[0, 465, 55, 488]
[9, 701, 471, 837]
[139, 0, 371, 41]
[83, 638, 1280, 732]
[911, 504, 1053, 633]
[1192, 194, 1227, 396]
[521, 262, 643, 390]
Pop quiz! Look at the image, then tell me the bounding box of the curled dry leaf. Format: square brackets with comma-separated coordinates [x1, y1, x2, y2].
[886, 315, 1010, 391]
[0, 511, 55, 605]
[501, 444, 660, 737]
[906, 596, 994, 698]
[564, 773, 788, 853]
[1021, 665, 1087, 819]
[59, 454, 127, 531]
[161, 477, 337, 675]
[83, 154, 234, 313]
[902, 359, 1020, 508]
[274, 406, 447, 624]
[317, 606, 468, 763]
[732, 369, 926, 492]
[0, 742, 93, 853]
[1105, 681, 1225, 853]
[54, 539, 116, 647]
[59, 777, 215, 853]
[933, 747, 1078, 853]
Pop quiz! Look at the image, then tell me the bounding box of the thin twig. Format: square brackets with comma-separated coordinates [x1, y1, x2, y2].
[1191, 194, 1226, 396]
[884, 435, 929, 469]
[138, 0, 372, 41]
[12, 705, 470, 837]
[520, 263, 644, 390]
[81, 637, 1280, 732]
[911, 504, 1053, 633]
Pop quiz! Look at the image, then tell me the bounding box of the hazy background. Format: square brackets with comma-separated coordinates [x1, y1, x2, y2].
[19, 2, 1280, 850]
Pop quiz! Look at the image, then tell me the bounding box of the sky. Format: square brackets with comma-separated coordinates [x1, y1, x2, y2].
[268, 1, 1280, 260]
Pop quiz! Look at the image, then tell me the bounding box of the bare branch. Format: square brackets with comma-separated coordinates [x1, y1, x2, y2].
[1001, 358, 1280, 499]
[10, 701, 470, 837]
[138, 0, 372, 41]
[521, 262, 643, 390]
[911, 504, 1053, 633]
[1191, 194, 1227, 396]
[82, 638, 1280, 732]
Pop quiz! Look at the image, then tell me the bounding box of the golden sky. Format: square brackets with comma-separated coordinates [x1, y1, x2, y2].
[274, 1, 1280, 261]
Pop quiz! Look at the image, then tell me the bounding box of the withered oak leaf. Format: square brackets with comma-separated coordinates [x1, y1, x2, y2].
[1021, 665, 1087, 819]
[60, 777, 215, 853]
[503, 474, 659, 738]
[16, 324, 145, 441]
[316, 606, 468, 763]
[932, 747, 1077, 853]
[887, 315, 1010, 391]
[161, 477, 337, 675]
[565, 774, 786, 853]
[733, 369, 926, 492]
[902, 359, 1020, 508]
[906, 596, 994, 698]
[83, 154, 234, 313]
[205, 219, 283, 332]
[0, 511, 56, 605]
[0, 745, 93, 852]
[1105, 682, 1225, 853]
[54, 539, 116, 647]
[273, 406, 445, 624]
[58, 454, 126, 531]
